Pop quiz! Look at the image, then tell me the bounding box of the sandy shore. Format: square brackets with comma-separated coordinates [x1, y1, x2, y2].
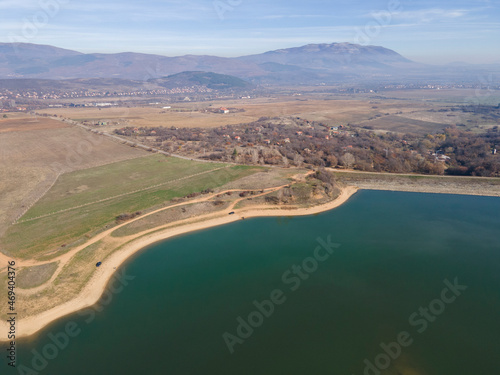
[0, 186, 358, 341]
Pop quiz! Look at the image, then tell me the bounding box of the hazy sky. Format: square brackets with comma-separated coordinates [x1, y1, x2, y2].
[1, 0, 499, 64]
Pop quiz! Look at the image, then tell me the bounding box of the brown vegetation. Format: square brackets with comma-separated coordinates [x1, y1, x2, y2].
[0, 117, 68, 133]
[119, 116, 500, 177]
[115, 212, 142, 223]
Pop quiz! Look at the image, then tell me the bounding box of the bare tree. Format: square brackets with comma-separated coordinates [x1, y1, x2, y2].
[340, 153, 355, 168]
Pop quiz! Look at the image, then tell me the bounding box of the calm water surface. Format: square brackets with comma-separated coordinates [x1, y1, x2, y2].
[2, 190, 500, 375]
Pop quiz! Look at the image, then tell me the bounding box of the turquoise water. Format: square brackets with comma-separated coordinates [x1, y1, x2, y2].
[2, 190, 500, 374]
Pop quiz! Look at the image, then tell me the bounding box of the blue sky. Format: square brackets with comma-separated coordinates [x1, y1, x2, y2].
[1, 0, 499, 64]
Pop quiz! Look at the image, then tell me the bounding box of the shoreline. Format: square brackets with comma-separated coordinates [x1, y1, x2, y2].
[331, 170, 500, 198]
[0, 186, 358, 341]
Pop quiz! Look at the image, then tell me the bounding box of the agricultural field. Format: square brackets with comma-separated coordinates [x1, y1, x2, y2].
[20, 155, 226, 219]
[356, 114, 448, 134]
[0, 115, 148, 237]
[1, 154, 261, 259]
[34, 95, 434, 130]
[37, 90, 500, 136]
[0, 116, 67, 133]
[377, 89, 500, 103]
[38, 104, 260, 130]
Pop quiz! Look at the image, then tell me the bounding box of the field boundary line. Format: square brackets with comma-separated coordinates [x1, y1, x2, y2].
[55, 117, 238, 166]
[12, 172, 61, 225]
[16, 166, 229, 224]
[11, 145, 152, 225]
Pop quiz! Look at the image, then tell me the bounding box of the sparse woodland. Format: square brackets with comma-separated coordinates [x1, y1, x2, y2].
[116, 114, 500, 177]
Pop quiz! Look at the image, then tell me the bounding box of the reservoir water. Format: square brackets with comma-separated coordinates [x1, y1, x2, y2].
[3, 190, 500, 374]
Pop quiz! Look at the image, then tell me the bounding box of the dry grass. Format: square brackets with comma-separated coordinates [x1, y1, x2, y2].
[37, 96, 441, 130]
[220, 169, 297, 190]
[17, 262, 58, 289]
[111, 201, 231, 237]
[357, 114, 447, 134]
[0, 117, 68, 133]
[401, 110, 466, 125]
[35, 89, 499, 132]
[378, 89, 500, 102]
[38, 105, 259, 130]
[13, 240, 109, 319]
[0, 119, 148, 238]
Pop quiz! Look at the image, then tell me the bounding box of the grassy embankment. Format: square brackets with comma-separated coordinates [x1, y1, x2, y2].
[3, 154, 261, 260]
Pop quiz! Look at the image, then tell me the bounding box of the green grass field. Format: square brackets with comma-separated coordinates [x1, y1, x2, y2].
[21, 155, 229, 219]
[3, 155, 261, 259]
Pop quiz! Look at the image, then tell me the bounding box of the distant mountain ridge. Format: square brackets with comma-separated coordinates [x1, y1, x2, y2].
[0, 42, 497, 85]
[238, 43, 412, 67]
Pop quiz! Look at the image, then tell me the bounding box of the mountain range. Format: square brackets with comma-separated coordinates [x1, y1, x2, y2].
[0, 42, 498, 85]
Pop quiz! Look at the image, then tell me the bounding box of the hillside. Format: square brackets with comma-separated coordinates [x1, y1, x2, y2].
[239, 43, 413, 69]
[0, 71, 252, 94]
[0, 42, 498, 85]
[152, 71, 252, 90]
